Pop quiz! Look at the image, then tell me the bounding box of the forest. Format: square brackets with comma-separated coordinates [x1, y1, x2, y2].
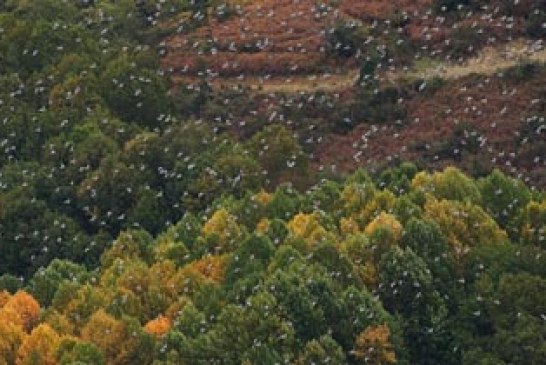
[0, 0, 545, 364]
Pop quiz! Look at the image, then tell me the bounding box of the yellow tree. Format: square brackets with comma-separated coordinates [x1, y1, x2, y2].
[352, 324, 396, 365]
[202, 208, 243, 253]
[16, 323, 61, 365]
[340, 217, 360, 236]
[341, 182, 377, 215]
[100, 258, 173, 323]
[339, 234, 378, 288]
[81, 309, 124, 363]
[254, 190, 272, 206]
[256, 217, 270, 234]
[411, 167, 481, 204]
[364, 212, 403, 242]
[149, 260, 179, 299]
[424, 198, 507, 257]
[288, 212, 334, 247]
[2, 291, 41, 332]
[0, 320, 26, 365]
[81, 309, 153, 365]
[355, 190, 397, 228]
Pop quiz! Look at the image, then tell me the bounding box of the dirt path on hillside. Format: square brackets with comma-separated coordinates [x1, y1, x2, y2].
[173, 40, 546, 94]
[386, 41, 546, 83]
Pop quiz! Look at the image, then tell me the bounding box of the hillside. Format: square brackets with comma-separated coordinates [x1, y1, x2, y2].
[0, 1, 545, 364]
[161, 0, 546, 188]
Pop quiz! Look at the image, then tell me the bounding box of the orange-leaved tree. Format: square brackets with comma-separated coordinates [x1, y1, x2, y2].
[352, 324, 396, 365]
[2, 291, 41, 331]
[16, 323, 61, 365]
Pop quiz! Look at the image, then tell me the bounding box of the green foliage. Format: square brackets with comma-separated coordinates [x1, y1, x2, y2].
[57, 339, 106, 365]
[247, 124, 311, 188]
[224, 234, 275, 286]
[27, 259, 90, 307]
[378, 162, 418, 195]
[295, 335, 348, 365]
[100, 229, 154, 268]
[478, 169, 531, 232]
[0, 274, 22, 293]
[413, 166, 482, 204]
[99, 54, 172, 128]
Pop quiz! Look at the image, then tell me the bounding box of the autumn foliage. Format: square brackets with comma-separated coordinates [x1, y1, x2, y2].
[0, 166, 543, 364]
[353, 324, 396, 364]
[144, 315, 171, 338]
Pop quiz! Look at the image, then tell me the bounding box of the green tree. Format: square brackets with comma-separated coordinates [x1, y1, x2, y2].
[56, 338, 106, 365]
[99, 55, 172, 128]
[378, 246, 454, 365]
[478, 169, 531, 232]
[27, 259, 89, 307]
[295, 335, 348, 365]
[247, 124, 310, 188]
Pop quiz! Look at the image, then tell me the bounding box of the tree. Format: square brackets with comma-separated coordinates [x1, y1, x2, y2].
[99, 54, 172, 128]
[59, 284, 108, 329]
[378, 247, 453, 365]
[478, 169, 531, 231]
[423, 198, 508, 257]
[224, 234, 275, 286]
[287, 212, 334, 248]
[490, 313, 546, 365]
[2, 291, 40, 332]
[201, 208, 244, 254]
[16, 323, 61, 365]
[364, 212, 403, 243]
[0, 274, 22, 294]
[100, 229, 154, 268]
[401, 219, 457, 304]
[168, 291, 295, 365]
[191, 144, 263, 202]
[185, 254, 229, 284]
[56, 338, 106, 365]
[412, 167, 482, 205]
[341, 181, 377, 217]
[81, 309, 154, 365]
[336, 286, 393, 352]
[0, 186, 91, 278]
[295, 335, 348, 365]
[27, 259, 89, 307]
[247, 124, 310, 188]
[377, 162, 418, 196]
[352, 324, 396, 365]
[76, 156, 151, 236]
[0, 319, 26, 365]
[517, 200, 546, 247]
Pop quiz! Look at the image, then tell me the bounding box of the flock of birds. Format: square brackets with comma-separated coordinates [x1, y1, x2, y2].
[157, 0, 546, 187]
[0, 1, 545, 279]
